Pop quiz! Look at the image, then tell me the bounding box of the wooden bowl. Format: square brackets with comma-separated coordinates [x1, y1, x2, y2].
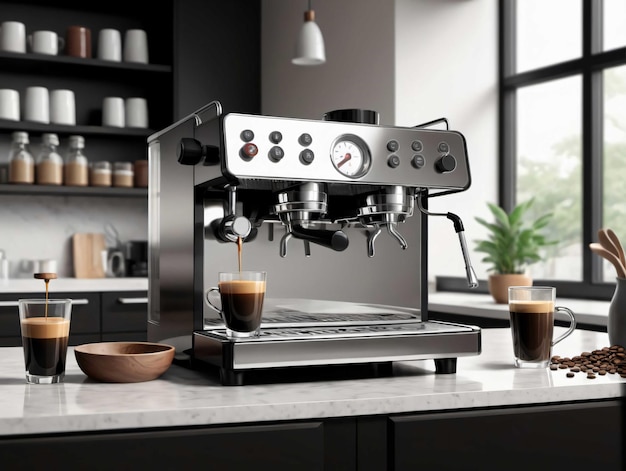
[74, 342, 175, 383]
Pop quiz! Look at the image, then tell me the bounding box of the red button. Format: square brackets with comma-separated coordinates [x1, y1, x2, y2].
[241, 143, 258, 158]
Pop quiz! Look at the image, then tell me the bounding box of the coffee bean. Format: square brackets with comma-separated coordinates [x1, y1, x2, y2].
[549, 345, 626, 379]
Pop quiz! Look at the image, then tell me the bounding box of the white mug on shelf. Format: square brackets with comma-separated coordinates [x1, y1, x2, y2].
[0, 21, 26, 53]
[24, 86, 50, 124]
[28, 30, 65, 55]
[123, 29, 149, 64]
[49, 89, 76, 125]
[125, 97, 148, 128]
[0, 89, 20, 121]
[97, 28, 121, 62]
[102, 96, 125, 127]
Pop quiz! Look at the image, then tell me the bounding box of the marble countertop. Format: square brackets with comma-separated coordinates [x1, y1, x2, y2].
[0, 327, 623, 437]
[429, 291, 610, 327]
[0, 278, 148, 294]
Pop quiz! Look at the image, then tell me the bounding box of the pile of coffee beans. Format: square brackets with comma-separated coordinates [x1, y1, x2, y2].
[550, 346, 626, 379]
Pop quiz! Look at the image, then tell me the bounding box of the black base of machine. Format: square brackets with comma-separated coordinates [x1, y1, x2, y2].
[209, 358, 457, 387]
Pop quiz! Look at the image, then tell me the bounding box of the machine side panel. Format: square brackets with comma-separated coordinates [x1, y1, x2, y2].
[148, 120, 198, 352]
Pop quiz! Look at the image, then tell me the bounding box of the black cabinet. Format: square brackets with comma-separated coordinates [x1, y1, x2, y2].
[0, 401, 622, 470]
[389, 401, 624, 471]
[0, 420, 335, 470]
[101, 290, 147, 341]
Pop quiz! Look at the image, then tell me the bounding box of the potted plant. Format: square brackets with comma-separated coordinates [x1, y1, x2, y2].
[474, 198, 555, 303]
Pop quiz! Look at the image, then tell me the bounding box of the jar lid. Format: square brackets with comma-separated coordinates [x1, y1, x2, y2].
[92, 161, 111, 170]
[41, 133, 60, 146]
[69, 135, 85, 148]
[113, 162, 133, 171]
[11, 131, 29, 143]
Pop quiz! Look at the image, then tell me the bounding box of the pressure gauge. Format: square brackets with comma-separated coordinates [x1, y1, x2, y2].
[330, 134, 371, 178]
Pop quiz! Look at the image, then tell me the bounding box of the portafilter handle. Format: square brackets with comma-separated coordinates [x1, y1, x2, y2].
[290, 224, 349, 252]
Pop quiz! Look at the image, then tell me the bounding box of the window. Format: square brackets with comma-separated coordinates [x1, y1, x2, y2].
[499, 0, 626, 299]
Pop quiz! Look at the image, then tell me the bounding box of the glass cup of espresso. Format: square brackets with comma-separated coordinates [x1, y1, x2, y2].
[205, 271, 267, 339]
[508, 286, 576, 368]
[19, 299, 72, 384]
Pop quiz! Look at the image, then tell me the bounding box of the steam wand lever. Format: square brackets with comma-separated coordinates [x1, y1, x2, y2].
[416, 198, 479, 289]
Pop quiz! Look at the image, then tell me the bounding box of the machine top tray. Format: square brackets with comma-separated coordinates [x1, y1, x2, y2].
[198, 320, 478, 343]
[203, 298, 424, 330]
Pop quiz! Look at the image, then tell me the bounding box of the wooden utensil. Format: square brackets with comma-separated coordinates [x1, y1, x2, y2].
[607, 228, 626, 267]
[598, 228, 621, 260]
[589, 242, 626, 278]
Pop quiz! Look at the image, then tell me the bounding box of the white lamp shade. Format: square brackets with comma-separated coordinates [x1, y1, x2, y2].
[292, 20, 326, 65]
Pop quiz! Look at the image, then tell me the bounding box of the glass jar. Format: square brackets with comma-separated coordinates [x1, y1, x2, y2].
[90, 161, 112, 187]
[36, 133, 63, 185]
[8, 131, 35, 184]
[64, 135, 89, 187]
[134, 159, 148, 187]
[113, 161, 134, 188]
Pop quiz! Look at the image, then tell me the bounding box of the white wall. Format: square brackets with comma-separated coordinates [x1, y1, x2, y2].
[262, 0, 498, 284]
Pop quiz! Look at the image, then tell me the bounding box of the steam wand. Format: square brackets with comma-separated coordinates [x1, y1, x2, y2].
[416, 197, 479, 289]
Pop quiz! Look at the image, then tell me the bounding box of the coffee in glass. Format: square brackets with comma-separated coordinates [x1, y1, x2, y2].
[19, 298, 72, 383]
[508, 286, 576, 368]
[206, 271, 266, 338]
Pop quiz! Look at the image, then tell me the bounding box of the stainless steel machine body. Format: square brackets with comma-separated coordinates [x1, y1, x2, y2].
[147, 101, 481, 385]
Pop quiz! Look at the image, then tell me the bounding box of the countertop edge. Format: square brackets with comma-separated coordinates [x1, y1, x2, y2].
[0, 278, 148, 293]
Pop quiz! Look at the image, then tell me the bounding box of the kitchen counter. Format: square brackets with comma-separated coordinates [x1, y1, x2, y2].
[0, 327, 623, 437]
[0, 277, 148, 294]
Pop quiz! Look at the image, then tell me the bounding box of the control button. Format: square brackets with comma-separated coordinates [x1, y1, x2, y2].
[387, 154, 400, 168]
[298, 133, 313, 146]
[299, 149, 315, 165]
[269, 131, 283, 144]
[240, 130, 254, 142]
[411, 140, 423, 152]
[268, 146, 285, 162]
[386, 140, 399, 152]
[435, 154, 457, 173]
[438, 141, 450, 153]
[240, 143, 258, 159]
[411, 154, 425, 169]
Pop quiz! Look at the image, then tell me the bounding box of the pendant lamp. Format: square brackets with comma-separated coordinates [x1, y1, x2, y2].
[292, 0, 326, 66]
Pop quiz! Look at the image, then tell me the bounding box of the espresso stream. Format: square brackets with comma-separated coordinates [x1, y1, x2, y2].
[237, 236, 243, 273]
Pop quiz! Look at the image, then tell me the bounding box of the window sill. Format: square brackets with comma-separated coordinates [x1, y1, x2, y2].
[428, 291, 609, 329]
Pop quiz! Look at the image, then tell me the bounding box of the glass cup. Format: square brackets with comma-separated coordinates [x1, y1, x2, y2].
[205, 271, 267, 339]
[508, 286, 576, 368]
[19, 299, 72, 384]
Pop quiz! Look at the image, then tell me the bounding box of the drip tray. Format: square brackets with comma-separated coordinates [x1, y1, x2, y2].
[193, 320, 481, 385]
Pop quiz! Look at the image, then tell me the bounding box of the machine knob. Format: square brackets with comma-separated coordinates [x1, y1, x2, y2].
[177, 138, 203, 165]
[177, 138, 220, 166]
[435, 154, 457, 173]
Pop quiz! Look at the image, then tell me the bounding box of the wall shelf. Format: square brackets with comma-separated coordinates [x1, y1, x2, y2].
[0, 183, 147, 198]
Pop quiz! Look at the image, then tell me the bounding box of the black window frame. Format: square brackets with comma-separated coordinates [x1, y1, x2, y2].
[437, 0, 626, 300]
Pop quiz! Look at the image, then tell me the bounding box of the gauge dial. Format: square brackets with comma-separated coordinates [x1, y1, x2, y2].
[330, 135, 371, 178]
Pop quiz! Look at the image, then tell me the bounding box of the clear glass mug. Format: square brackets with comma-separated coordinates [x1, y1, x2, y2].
[205, 271, 266, 339]
[508, 286, 576, 368]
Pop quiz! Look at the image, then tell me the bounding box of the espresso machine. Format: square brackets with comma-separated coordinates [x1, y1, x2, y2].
[147, 101, 481, 385]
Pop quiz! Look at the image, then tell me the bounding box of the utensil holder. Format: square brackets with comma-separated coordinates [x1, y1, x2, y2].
[608, 277, 626, 347]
